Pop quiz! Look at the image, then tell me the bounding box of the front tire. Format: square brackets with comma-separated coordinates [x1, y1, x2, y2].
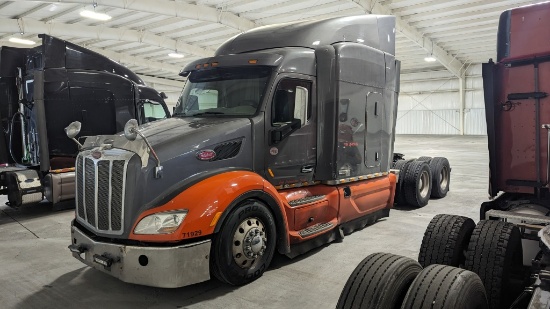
[210, 200, 277, 286]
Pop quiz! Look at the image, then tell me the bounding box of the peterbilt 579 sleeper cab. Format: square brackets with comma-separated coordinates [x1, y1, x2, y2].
[68, 15, 448, 288]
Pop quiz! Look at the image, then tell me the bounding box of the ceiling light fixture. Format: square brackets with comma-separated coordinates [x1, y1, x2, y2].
[424, 41, 437, 62]
[168, 52, 185, 58]
[80, 10, 112, 21]
[9, 37, 36, 45]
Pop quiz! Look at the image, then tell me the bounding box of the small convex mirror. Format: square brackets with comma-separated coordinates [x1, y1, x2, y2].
[65, 121, 82, 139]
[124, 119, 139, 141]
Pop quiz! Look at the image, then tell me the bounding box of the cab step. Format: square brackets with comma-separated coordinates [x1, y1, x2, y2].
[298, 222, 334, 237]
[288, 195, 326, 207]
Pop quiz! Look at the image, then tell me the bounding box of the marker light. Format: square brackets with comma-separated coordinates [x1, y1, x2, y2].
[80, 10, 112, 21]
[9, 37, 36, 45]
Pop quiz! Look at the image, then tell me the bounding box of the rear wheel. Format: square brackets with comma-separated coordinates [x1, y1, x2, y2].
[416, 156, 432, 162]
[418, 214, 475, 268]
[393, 159, 415, 205]
[464, 220, 524, 309]
[429, 157, 451, 198]
[401, 264, 487, 309]
[337, 253, 422, 309]
[403, 160, 431, 207]
[210, 200, 277, 285]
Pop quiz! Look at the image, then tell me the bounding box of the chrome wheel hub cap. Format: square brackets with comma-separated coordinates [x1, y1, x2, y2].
[232, 217, 267, 268]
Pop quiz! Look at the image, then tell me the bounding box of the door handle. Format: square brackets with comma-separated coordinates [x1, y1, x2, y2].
[301, 165, 314, 173]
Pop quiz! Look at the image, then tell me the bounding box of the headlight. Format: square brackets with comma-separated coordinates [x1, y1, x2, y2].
[134, 210, 188, 235]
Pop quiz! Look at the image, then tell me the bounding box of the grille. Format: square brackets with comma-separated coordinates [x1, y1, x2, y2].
[75, 149, 133, 235]
[211, 140, 242, 161]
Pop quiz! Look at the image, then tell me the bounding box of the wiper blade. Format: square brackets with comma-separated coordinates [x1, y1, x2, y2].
[191, 111, 225, 116]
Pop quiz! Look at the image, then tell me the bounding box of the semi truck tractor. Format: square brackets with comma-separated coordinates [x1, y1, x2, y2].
[337, 3, 550, 309]
[67, 15, 450, 288]
[0, 34, 170, 208]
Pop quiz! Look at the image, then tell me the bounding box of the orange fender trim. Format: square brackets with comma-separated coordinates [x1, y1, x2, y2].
[129, 171, 289, 251]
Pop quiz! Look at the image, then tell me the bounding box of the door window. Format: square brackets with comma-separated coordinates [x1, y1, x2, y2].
[141, 100, 168, 123]
[272, 79, 312, 126]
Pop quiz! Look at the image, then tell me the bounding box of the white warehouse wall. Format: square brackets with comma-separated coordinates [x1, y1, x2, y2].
[397, 64, 486, 135]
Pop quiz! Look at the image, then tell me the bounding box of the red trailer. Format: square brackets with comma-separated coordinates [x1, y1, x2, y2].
[336, 3, 550, 309]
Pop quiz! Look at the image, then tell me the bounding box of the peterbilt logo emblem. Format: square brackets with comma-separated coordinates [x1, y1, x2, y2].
[91, 150, 103, 159]
[196, 149, 216, 161]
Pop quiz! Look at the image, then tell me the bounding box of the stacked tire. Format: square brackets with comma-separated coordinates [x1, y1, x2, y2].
[418, 215, 524, 309]
[392, 156, 451, 208]
[337, 252, 488, 309]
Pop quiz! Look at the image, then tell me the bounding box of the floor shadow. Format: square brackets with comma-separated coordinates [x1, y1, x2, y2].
[392, 204, 421, 212]
[0, 200, 74, 225]
[15, 267, 237, 309]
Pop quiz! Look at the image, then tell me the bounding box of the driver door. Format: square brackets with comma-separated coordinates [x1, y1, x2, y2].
[265, 76, 316, 187]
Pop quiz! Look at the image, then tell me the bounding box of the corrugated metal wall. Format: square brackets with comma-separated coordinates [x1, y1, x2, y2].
[397, 64, 487, 135]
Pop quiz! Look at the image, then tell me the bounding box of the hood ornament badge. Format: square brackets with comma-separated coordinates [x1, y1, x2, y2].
[197, 149, 216, 161]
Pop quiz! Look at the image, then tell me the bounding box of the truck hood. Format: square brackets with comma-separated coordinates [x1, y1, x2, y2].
[77, 116, 256, 238]
[138, 117, 247, 145]
[82, 117, 252, 165]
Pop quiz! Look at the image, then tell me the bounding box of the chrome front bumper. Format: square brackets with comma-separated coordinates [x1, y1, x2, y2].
[70, 225, 211, 288]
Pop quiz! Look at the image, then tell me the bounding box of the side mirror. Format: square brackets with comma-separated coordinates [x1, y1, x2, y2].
[65, 121, 83, 148]
[124, 119, 139, 141]
[65, 121, 81, 139]
[123, 118, 163, 179]
[270, 118, 301, 145]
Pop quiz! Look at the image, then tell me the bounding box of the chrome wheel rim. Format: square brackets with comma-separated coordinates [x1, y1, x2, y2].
[419, 170, 430, 198]
[232, 217, 267, 269]
[440, 166, 449, 191]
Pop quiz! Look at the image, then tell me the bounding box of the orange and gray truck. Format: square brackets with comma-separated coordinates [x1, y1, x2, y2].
[67, 15, 450, 288]
[337, 3, 550, 309]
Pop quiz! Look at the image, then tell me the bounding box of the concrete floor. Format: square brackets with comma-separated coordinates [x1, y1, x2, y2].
[0, 135, 488, 309]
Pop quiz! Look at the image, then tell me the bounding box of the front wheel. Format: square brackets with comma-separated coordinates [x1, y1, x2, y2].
[210, 200, 277, 286]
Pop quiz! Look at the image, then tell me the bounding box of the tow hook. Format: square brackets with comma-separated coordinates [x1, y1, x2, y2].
[93, 254, 114, 268]
[68, 244, 86, 255]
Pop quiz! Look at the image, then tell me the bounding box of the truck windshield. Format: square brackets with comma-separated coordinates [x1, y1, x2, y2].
[173, 66, 272, 117]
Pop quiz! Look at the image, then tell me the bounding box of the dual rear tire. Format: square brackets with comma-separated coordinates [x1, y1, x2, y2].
[337, 253, 487, 309]
[393, 156, 450, 207]
[418, 216, 524, 309]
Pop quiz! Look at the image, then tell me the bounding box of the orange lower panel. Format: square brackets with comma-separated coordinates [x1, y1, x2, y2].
[337, 174, 396, 225]
[279, 174, 396, 244]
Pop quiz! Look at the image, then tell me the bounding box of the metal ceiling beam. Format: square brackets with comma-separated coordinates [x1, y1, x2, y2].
[257, 7, 361, 26]
[12, 0, 256, 31]
[0, 18, 216, 57]
[138, 75, 185, 88]
[254, 2, 354, 24]
[42, 4, 80, 22]
[0, 39, 180, 76]
[0, 1, 13, 10]
[13, 2, 50, 18]
[353, 0, 465, 77]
